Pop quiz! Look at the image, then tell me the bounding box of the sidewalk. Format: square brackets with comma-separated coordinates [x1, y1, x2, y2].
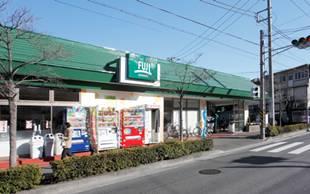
[0, 152, 92, 170]
[1, 131, 258, 170]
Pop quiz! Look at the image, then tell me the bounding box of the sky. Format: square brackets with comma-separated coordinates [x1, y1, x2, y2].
[5, 0, 310, 79]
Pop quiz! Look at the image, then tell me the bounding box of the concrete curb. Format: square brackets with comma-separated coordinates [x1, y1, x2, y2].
[19, 130, 309, 194]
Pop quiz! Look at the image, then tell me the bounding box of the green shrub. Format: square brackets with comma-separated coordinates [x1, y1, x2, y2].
[266, 125, 279, 137]
[50, 139, 213, 182]
[266, 123, 309, 137]
[0, 164, 42, 194]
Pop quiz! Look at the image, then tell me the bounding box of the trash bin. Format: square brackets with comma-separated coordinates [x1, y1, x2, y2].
[54, 133, 64, 156]
[44, 133, 55, 157]
[30, 135, 44, 159]
[229, 122, 235, 133]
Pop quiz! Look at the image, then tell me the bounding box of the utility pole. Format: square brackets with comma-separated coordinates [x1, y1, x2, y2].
[267, 0, 275, 126]
[260, 30, 266, 140]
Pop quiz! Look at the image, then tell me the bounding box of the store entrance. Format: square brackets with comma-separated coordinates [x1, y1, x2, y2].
[145, 109, 160, 144]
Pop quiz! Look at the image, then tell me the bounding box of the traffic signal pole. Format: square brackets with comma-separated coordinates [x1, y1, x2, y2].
[260, 30, 266, 139]
[267, 0, 275, 127]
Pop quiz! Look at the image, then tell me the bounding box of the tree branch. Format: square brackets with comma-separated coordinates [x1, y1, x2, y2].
[11, 58, 45, 76]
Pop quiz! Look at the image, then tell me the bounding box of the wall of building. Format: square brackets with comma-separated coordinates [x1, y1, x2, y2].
[80, 89, 165, 142]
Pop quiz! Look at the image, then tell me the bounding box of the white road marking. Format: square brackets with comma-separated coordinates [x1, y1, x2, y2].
[289, 144, 310, 154]
[250, 142, 287, 152]
[268, 142, 304, 153]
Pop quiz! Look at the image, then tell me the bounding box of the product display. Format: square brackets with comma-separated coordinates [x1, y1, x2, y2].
[67, 107, 90, 153]
[120, 108, 145, 148]
[95, 107, 119, 151]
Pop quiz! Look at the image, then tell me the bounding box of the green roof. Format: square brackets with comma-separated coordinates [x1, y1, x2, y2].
[0, 30, 253, 99]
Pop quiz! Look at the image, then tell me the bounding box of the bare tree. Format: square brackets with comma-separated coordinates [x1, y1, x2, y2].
[169, 54, 204, 141]
[0, 2, 66, 167]
[168, 54, 227, 141]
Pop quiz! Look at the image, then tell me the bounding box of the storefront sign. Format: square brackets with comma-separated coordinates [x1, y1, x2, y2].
[119, 53, 160, 87]
[127, 54, 158, 82]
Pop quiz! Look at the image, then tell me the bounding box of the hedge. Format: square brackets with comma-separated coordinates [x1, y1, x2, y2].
[0, 164, 42, 194]
[50, 139, 213, 182]
[266, 123, 309, 137]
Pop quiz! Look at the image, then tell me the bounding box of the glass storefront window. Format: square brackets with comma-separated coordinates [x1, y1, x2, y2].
[186, 99, 200, 109]
[19, 87, 49, 101]
[54, 88, 79, 102]
[0, 106, 9, 138]
[164, 98, 200, 138]
[17, 106, 51, 131]
[52, 106, 67, 134]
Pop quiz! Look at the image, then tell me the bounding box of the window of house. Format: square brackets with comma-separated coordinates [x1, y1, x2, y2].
[280, 75, 286, 82]
[54, 88, 80, 102]
[288, 74, 293, 80]
[295, 72, 302, 80]
[301, 72, 305, 78]
[19, 87, 49, 101]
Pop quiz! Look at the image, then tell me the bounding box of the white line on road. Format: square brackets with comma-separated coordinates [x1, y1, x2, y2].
[250, 142, 287, 152]
[268, 142, 304, 153]
[289, 144, 310, 154]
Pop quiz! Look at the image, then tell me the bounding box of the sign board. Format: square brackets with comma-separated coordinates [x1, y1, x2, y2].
[127, 54, 158, 82]
[119, 53, 160, 87]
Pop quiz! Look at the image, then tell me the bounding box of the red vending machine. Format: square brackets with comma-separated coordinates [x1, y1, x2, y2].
[120, 108, 145, 148]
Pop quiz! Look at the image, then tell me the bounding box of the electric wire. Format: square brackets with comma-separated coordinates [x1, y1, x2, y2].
[85, 0, 259, 58]
[172, 0, 243, 58]
[208, 0, 256, 14]
[199, 0, 255, 18]
[179, 0, 260, 60]
[290, 0, 310, 18]
[305, 0, 310, 7]
[133, 0, 259, 46]
[175, 0, 245, 59]
[53, 0, 158, 32]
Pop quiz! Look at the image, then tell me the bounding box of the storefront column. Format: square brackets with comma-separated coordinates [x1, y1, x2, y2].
[200, 99, 207, 137]
[244, 101, 249, 127]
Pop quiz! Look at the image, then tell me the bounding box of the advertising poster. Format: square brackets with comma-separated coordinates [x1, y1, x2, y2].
[0, 120, 8, 133]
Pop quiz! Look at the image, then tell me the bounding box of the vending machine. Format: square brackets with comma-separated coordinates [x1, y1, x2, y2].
[66, 107, 90, 153]
[95, 107, 119, 151]
[120, 108, 145, 148]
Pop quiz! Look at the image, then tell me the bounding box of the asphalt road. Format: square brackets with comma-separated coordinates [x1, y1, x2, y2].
[78, 134, 310, 194]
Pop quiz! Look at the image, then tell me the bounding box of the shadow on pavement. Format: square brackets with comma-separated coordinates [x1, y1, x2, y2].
[224, 165, 310, 169]
[231, 156, 287, 165]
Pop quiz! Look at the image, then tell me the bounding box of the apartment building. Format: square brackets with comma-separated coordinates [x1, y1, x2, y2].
[271, 64, 309, 124]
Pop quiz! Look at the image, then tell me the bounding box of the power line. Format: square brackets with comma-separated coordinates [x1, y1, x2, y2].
[305, 0, 310, 7]
[179, 0, 260, 59]
[173, 0, 243, 58]
[278, 14, 306, 27]
[53, 0, 158, 32]
[290, 0, 310, 18]
[199, 0, 255, 18]
[211, 0, 256, 14]
[273, 25, 310, 36]
[85, 0, 258, 58]
[175, 0, 245, 58]
[134, 0, 259, 46]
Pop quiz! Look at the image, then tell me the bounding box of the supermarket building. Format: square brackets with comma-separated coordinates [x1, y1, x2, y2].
[0, 33, 254, 157]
